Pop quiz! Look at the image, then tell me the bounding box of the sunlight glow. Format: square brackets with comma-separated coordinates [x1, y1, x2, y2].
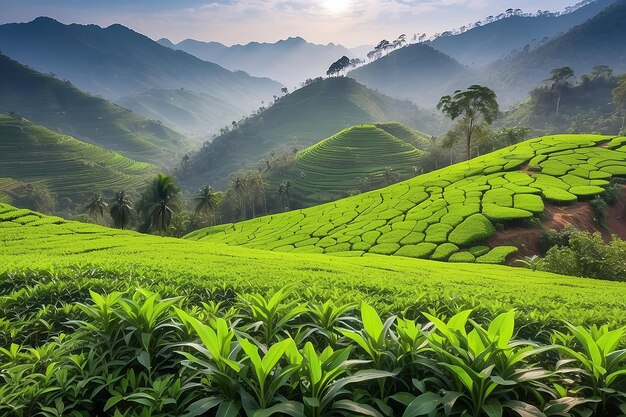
[322, 0, 351, 15]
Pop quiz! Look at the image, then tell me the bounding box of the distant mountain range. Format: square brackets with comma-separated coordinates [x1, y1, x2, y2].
[428, 0, 619, 66]
[0, 17, 282, 111]
[0, 54, 187, 165]
[158, 37, 355, 88]
[183, 77, 445, 189]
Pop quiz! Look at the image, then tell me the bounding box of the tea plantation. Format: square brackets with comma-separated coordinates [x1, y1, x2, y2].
[270, 124, 425, 205]
[188, 134, 626, 263]
[0, 114, 156, 200]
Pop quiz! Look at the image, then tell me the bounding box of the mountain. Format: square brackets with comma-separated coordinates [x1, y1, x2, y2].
[265, 123, 428, 207]
[0, 17, 282, 109]
[158, 36, 353, 88]
[348, 43, 471, 108]
[116, 88, 241, 137]
[0, 114, 155, 203]
[428, 0, 619, 66]
[182, 77, 445, 189]
[187, 134, 626, 262]
[493, 0, 626, 104]
[0, 54, 187, 165]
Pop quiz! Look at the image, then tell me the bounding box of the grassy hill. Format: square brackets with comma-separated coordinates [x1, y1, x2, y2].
[1, 202, 624, 326]
[0, 54, 187, 165]
[116, 88, 241, 137]
[266, 124, 428, 206]
[187, 134, 626, 262]
[0, 114, 156, 201]
[348, 43, 470, 108]
[0, 17, 282, 107]
[184, 77, 444, 189]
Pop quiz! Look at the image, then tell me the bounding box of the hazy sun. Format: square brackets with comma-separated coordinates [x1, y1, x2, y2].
[322, 0, 351, 14]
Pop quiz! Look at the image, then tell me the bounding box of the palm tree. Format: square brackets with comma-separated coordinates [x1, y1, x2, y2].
[146, 174, 180, 235]
[232, 176, 247, 220]
[85, 192, 108, 220]
[546, 67, 575, 116]
[110, 190, 133, 230]
[277, 181, 292, 211]
[194, 186, 222, 225]
[245, 172, 268, 218]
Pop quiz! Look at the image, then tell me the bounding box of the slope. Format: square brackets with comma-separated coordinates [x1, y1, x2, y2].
[266, 124, 427, 207]
[0, 54, 187, 165]
[116, 88, 241, 137]
[493, 0, 626, 104]
[184, 77, 444, 189]
[160, 36, 353, 88]
[428, 0, 619, 66]
[187, 134, 626, 263]
[1, 202, 624, 325]
[0, 17, 282, 108]
[0, 114, 156, 201]
[348, 43, 471, 108]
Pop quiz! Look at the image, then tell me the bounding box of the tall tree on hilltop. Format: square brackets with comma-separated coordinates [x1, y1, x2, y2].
[85, 192, 108, 221]
[110, 190, 133, 230]
[194, 186, 222, 226]
[437, 85, 499, 161]
[613, 74, 626, 133]
[143, 174, 179, 235]
[546, 67, 575, 116]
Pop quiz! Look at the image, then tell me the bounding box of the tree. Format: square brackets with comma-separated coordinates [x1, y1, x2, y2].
[546, 67, 575, 116]
[326, 56, 350, 77]
[613, 74, 626, 132]
[194, 186, 222, 225]
[437, 85, 499, 161]
[382, 167, 399, 186]
[110, 190, 133, 230]
[232, 176, 247, 220]
[281, 87, 289, 95]
[245, 172, 267, 218]
[18, 183, 56, 213]
[491, 126, 530, 148]
[277, 181, 292, 211]
[85, 192, 108, 220]
[143, 174, 180, 235]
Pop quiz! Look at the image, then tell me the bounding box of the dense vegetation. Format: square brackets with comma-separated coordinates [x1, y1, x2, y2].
[187, 134, 626, 263]
[0, 54, 187, 165]
[182, 77, 444, 189]
[0, 114, 155, 204]
[265, 124, 428, 207]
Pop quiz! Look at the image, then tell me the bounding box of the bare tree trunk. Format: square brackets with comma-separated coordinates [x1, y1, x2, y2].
[621, 113, 625, 132]
[252, 195, 256, 219]
[556, 92, 561, 116]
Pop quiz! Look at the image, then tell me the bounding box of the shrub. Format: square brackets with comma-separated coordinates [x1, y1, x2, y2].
[540, 230, 626, 281]
[430, 243, 459, 261]
[590, 196, 607, 227]
[448, 214, 495, 246]
[539, 226, 577, 254]
[476, 246, 518, 264]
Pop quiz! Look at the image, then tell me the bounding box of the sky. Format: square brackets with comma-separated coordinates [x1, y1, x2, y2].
[0, 0, 577, 47]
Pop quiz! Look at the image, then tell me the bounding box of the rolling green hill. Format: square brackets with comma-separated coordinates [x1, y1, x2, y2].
[266, 124, 428, 206]
[184, 77, 444, 189]
[0, 114, 156, 201]
[0, 54, 188, 165]
[1, 202, 624, 326]
[187, 134, 626, 262]
[116, 88, 241, 137]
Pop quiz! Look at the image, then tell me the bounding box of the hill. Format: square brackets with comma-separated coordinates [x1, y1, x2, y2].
[0, 17, 282, 108]
[116, 88, 241, 137]
[183, 77, 444, 189]
[266, 124, 428, 207]
[0, 114, 155, 202]
[347, 43, 470, 108]
[0, 54, 187, 165]
[186, 134, 626, 263]
[493, 0, 626, 103]
[428, 0, 619, 66]
[1, 201, 624, 326]
[159, 36, 353, 88]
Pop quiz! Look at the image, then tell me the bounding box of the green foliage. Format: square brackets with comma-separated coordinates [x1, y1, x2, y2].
[540, 230, 626, 281]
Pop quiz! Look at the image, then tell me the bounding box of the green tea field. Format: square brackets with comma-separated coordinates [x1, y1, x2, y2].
[0, 114, 156, 200]
[188, 134, 626, 263]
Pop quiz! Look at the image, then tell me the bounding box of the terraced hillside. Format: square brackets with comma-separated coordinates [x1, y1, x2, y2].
[187, 134, 626, 263]
[1, 202, 625, 325]
[0, 114, 156, 200]
[0, 54, 188, 165]
[184, 77, 444, 188]
[268, 124, 427, 206]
